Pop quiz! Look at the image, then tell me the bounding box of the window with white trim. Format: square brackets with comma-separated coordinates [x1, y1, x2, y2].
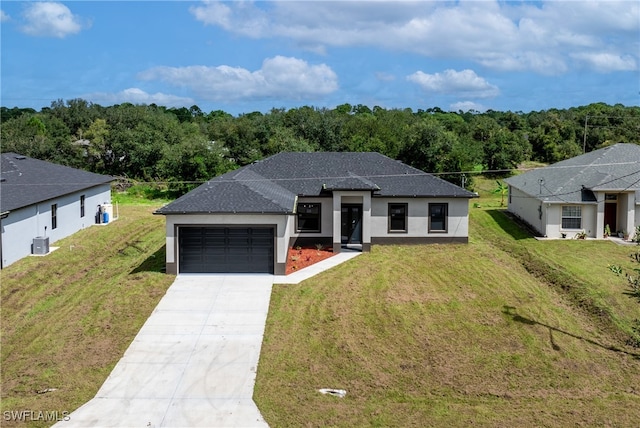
[561, 205, 581, 229]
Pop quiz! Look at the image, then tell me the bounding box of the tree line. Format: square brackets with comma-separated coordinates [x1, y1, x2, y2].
[1, 100, 638, 196]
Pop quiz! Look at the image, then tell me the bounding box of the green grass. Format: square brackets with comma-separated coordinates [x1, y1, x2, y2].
[111, 186, 172, 206]
[2, 180, 640, 427]
[0, 202, 175, 428]
[254, 177, 640, 427]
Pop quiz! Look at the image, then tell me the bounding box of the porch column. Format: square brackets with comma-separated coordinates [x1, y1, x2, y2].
[332, 193, 342, 253]
[362, 192, 372, 252]
[625, 192, 635, 238]
[165, 219, 177, 275]
[596, 194, 605, 239]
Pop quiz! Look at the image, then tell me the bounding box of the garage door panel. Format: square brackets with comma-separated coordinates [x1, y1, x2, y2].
[179, 227, 274, 273]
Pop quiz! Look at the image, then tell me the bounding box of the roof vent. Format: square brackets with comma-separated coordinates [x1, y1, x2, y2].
[14, 155, 26, 160]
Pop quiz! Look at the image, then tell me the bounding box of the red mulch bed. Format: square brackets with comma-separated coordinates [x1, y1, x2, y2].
[285, 246, 335, 275]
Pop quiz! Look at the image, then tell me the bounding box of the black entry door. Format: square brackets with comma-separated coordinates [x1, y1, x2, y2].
[179, 227, 274, 273]
[341, 204, 362, 244]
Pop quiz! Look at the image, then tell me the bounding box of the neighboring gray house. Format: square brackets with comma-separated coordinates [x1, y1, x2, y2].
[155, 152, 477, 275]
[505, 143, 640, 239]
[0, 153, 113, 268]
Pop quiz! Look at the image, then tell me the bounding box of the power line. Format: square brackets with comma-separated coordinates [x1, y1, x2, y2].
[5, 166, 639, 204]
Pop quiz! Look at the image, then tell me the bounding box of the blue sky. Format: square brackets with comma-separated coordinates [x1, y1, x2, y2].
[1, 1, 639, 116]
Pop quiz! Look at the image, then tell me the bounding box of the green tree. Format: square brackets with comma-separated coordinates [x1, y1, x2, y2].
[84, 118, 110, 172]
[493, 180, 509, 206]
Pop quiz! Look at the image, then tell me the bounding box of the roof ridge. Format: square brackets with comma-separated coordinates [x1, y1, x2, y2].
[235, 168, 296, 211]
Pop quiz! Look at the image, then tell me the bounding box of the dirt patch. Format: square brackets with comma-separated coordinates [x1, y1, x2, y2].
[286, 246, 335, 275]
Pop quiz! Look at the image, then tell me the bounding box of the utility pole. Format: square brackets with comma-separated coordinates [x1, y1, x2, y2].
[583, 115, 588, 153]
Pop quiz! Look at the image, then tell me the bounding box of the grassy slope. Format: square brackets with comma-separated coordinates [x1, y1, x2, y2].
[0, 202, 175, 428]
[2, 183, 639, 427]
[255, 179, 640, 427]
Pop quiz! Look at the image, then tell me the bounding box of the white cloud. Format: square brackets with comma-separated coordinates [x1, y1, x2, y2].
[83, 88, 194, 107]
[1, 10, 10, 22]
[20, 2, 86, 38]
[407, 69, 499, 99]
[138, 56, 338, 101]
[189, 0, 268, 38]
[188, 0, 639, 75]
[449, 101, 488, 113]
[571, 52, 637, 73]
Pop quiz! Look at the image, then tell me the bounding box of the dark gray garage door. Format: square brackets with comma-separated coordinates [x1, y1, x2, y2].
[179, 227, 274, 273]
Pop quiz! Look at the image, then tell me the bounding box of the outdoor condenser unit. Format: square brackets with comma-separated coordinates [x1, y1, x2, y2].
[32, 236, 50, 255]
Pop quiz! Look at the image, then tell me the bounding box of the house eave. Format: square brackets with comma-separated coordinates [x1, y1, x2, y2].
[155, 210, 293, 216]
[1, 181, 113, 212]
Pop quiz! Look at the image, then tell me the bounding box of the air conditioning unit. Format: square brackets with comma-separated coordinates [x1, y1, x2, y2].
[33, 236, 50, 255]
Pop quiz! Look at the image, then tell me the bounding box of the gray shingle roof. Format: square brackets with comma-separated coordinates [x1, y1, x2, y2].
[156, 152, 476, 215]
[0, 153, 114, 212]
[505, 143, 640, 203]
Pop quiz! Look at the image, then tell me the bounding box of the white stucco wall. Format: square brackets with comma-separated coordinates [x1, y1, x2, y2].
[1, 184, 111, 268]
[620, 192, 636, 236]
[290, 197, 333, 239]
[636, 197, 640, 238]
[507, 187, 546, 236]
[291, 194, 470, 245]
[545, 203, 597, 238]
[509, 185, 640, 240]
[370, 197, 469, 238]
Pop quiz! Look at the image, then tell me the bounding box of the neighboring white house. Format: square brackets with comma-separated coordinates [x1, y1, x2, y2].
[505, 143, 640, 239]
[155, 152, 477, 275]
[0, 153, 113, 268]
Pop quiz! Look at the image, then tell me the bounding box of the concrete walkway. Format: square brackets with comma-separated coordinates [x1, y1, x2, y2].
[55, 250, 360, 427]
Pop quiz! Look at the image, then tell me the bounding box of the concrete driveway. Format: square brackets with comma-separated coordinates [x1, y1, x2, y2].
[55, 251, 361, 427]
[55, 275, 273, 428]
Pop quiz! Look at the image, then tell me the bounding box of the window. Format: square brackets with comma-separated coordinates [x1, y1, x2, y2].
[80, 195, 85, 218]
[51, 204, 57, 230]
[429, 203, 448, 232]
[561, 205, 582, 229]
[388, 203, 408, 232]
[297, 203, 321, 232]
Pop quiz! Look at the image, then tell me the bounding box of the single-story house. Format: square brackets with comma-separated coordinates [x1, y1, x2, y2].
[155, 152, 477, 275]
[505, 143, 640, 239]
[0, 153, 114, 268]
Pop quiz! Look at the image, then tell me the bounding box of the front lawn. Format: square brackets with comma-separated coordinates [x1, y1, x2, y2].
[0, 203, 175, 428]
[254, 179, 640, 427]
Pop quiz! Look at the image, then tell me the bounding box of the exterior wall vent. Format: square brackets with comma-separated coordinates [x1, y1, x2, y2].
[32, 236, 50, 255]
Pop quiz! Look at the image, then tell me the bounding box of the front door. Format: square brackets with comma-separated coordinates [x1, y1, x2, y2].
[341, 204, 362, 244]
[604, 202, 617, 233]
